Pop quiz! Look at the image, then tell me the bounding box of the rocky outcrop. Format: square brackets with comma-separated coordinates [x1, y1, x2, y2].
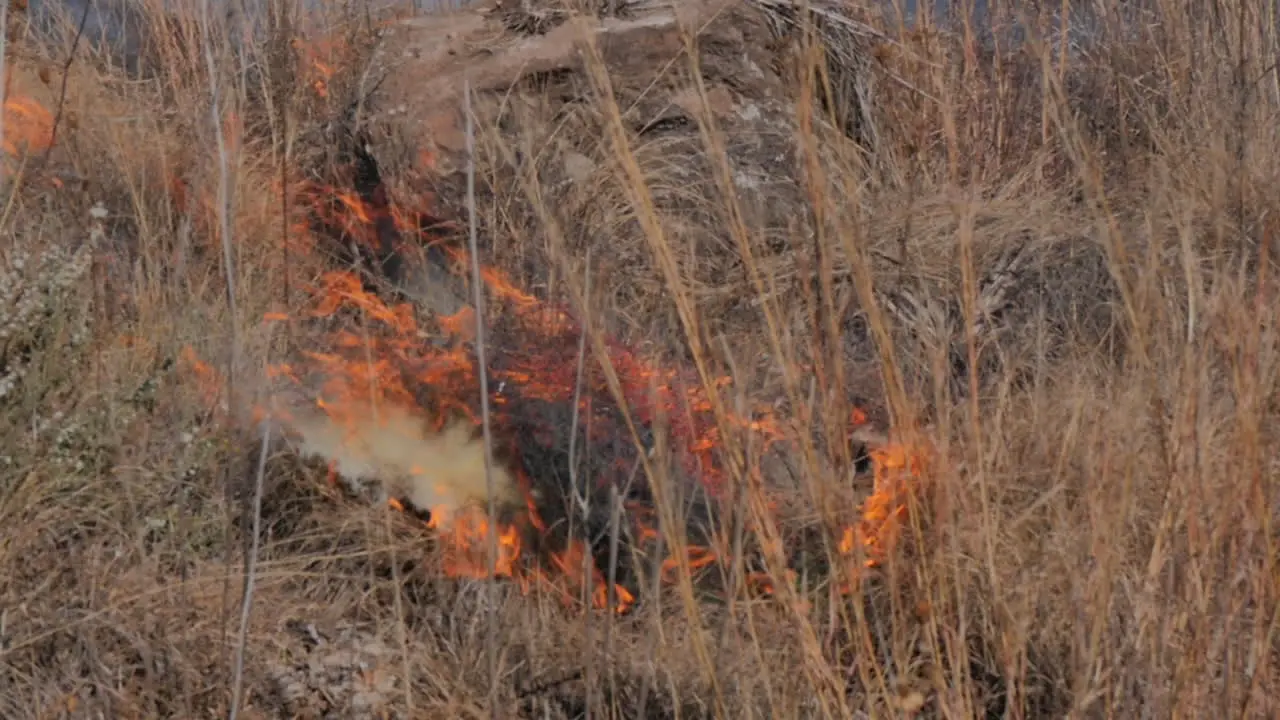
[357, 0, 881, 341]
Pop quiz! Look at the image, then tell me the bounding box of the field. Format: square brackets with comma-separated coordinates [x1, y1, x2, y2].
[1, 0, 1278, 717]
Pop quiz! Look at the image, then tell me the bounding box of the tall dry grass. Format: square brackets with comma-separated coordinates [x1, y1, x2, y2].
[0, 0, 1277, 718]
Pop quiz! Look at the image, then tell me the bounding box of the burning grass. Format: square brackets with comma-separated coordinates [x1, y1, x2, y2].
[221, 223, 915, 615]
[2, 0, 1280, 718]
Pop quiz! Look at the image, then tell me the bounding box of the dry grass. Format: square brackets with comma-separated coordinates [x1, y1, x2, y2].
[1, 0, 1278, 718]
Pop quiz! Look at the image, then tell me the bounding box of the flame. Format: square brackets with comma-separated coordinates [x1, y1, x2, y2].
[429, 505, 523, 579]
[862, 442, 920, 561]
[3, 95, 53, 158]
[180, 346, 223, 407]
[178, 162, 925, 614]
[292, 35, 343, 100]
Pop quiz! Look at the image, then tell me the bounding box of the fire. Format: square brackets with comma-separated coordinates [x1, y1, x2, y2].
[834, 440, 919, 570]
[292, 35, 342, 100]
[3, 95, 53, 158]
[427, 505, 523, 580]
[862, 442, 922, 561]
[179, 157, 926, 616]
[180, 346, 223, 407]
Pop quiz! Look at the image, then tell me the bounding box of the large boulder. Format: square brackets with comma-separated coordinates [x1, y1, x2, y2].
[358, 0, 880, 347]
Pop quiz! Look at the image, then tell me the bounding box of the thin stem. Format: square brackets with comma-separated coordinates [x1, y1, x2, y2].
[228, 421, 271, 720]
[464, 78, 501, 718]
[0, 0, 8, 202]
[568, 248, 594, 715]
[38, 1, 90, 171]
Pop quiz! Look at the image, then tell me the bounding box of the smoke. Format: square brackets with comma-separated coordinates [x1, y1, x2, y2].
[279, 397, 522, 523]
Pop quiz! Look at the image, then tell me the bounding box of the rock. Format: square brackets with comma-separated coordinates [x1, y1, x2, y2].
[267, 624, 401, 720]
[561, 151, 596, 185]
[364, 0, 823, 337]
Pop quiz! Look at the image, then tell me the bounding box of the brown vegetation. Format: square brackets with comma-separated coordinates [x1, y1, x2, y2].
[0, 0, 1277, 717]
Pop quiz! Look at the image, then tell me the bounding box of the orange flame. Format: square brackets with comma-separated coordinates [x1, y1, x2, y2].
[176, 165, 925, 614]
[428, 505, 523, 580]
[3, 95, 53, 158]
[180, 346, 223, 408]
[292, 35, 343, 100]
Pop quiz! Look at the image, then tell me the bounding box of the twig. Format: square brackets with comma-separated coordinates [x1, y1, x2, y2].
[463, 77, 501, 718]
[38, 0, 91, 169]
[568, 248, 594, 718]
[199, 0, 241, 393]
[568, 249, 592, 521]
[199, 0, 244, 709]
[0, 0, 8, 202]
[228, 421, 271, 720]
[515, 668, 586, 700]
[604, 483, 621, 700]
[273, 0, 294, 338]
[279, 122, 291, 330]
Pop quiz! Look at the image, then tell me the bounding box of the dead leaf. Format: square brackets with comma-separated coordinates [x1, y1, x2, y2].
[898, 689, 926, 714]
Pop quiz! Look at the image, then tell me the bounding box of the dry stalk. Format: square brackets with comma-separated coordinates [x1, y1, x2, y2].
[228, 421, 271, 720]
[0, 0, 7, 203]
[567, 247, 596, 717]
[38, 1, 90, 170]
[464, 78, 502, 716]
[194, 0, 248, 713]
[198, 0, 241, 392]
